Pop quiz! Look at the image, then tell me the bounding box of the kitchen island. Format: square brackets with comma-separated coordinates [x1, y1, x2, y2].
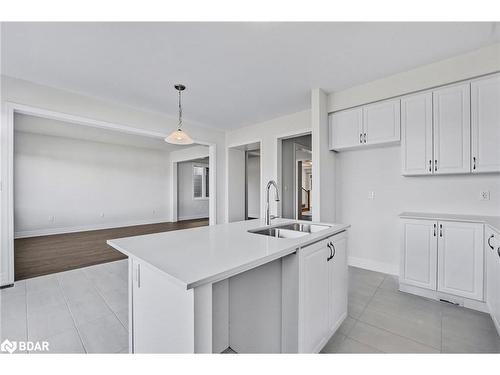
[107, 218, 350, 353]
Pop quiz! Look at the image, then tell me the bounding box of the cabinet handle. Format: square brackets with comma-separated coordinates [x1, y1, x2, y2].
[488, 235, 495, 250]
[330, 242, 336, 259]
[473, 157, 476, 170]
[498, 248, 500, 259]
[360, 133, 363, 144]
[433, 224, 437, 237]
[434, 160, 438, 172]
[364, 133, 367, 143]
[137, 264, 141, 288]
[439, 224, 443, 237]
[429, 160, 432, 173]
[326, 243, 332, 261]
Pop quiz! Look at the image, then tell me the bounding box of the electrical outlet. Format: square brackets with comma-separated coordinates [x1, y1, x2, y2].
[49, 215, 55, 222]
[479, 191, 490, 201]
[368, 191, 375, 200]
[100, 213, 105, 218]
[152, 209, 156, 215]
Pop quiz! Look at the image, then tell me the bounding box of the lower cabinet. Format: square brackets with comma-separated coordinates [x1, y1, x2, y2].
[401, 219, 484, 302]
[299, 232, 348, 353]
[485, 226, 500, 335]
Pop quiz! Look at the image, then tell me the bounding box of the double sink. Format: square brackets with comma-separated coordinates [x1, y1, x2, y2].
[248, 222, 331, 239]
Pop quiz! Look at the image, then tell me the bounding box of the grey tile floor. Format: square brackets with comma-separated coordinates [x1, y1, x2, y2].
[0, 260, 129, 353]
[321, 266, 500, 353]
[1, 263, 499, 353]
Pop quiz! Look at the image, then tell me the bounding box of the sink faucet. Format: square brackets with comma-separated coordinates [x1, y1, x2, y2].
[265, 180, 280, 226]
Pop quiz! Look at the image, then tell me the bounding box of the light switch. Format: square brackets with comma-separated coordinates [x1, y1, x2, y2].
[479, 191, 490, 201]
[368, 191, 375, 200]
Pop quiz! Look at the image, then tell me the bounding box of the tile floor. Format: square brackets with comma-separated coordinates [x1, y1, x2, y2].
[1, 263, 499, 353]
[321, 267, 500, 353]
[0, 260, 129, 353]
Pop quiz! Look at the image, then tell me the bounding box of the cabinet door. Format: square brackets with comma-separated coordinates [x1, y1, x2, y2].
[363, 98, 401, 146]
[401, 92, 434, 175]
[432, 83, 471, 174]
[299, 240, 330, 353]
[133, 260, 194, 353]
[485, 228, 499, 323]
[329, 107, 363, 150]
[471, 74, 500, 173]
[400, 219, 438, 290]
[328, 234, 348, 333]
[437, 221, 484, 301]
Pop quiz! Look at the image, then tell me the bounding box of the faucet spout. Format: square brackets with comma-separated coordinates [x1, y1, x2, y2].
[265, 180, 280, 226]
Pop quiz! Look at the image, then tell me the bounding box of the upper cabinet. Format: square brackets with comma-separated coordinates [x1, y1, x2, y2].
[328, 107, 363, 150]
[401, 92, 433, 175]
[363, 99, 401, 146]
[329, 99, 400, 151]
[432, 83, 471, 175]
[471, 74, 500, 173]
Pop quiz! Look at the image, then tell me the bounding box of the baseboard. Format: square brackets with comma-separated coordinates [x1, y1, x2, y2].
[177, 214, 209, 221]
[14, 217, 171, 239]
[0, 272, 13, 288]
[348, 256, 399, 276]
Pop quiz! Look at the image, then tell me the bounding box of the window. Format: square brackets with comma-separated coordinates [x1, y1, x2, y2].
[193, 165, 209, 199]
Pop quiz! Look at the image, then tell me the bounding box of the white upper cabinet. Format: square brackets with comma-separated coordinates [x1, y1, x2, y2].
[437, 221, 484, 301]
[329, 107, 363, 150]
[432, 83, 471, 174]
[363, 99, 401, 146]
[471, 74, 500, 173]
[401, 92, 433, 175]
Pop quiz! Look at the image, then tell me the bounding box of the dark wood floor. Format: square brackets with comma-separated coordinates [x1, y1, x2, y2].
[14, 219, 209, 281]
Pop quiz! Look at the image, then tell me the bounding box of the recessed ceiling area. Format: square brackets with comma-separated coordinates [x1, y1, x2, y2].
[2, 22, 499, 130]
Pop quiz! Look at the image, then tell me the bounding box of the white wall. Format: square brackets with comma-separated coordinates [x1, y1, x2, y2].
[328, 43, 500, 275]
[336, 146, 500, 275]
[226, 110, 311, 221]
[246, 155, 260, 219]
[227, 148, 245, 222]
[177, 160, 209, 220]
[14, 131, 170, 237]
[1, 76, 226, 285]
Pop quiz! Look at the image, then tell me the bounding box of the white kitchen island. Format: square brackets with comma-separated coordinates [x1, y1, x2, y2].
[107, 219, 350, 353]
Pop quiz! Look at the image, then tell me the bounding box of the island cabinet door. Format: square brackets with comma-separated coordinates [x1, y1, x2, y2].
[328, 234, 348, 334]
[132, 259, 195, 353]
[485, 227, 500, 334]
[299, 239, 331, 353]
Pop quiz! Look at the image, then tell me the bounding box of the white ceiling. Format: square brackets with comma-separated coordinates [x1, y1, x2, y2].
[14, 113, 191, 152]
[2, 22, 499, 130]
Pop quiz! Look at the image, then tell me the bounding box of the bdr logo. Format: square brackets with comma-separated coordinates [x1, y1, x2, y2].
[1, 339, 49, 353]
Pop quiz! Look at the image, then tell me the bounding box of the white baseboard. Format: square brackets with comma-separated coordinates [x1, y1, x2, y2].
[14, 217, 171, 239]
[177, 214, 209, 221]
[348, 256, 399, 276]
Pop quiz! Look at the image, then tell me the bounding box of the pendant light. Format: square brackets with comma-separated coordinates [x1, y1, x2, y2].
[165, 84, 194, 145]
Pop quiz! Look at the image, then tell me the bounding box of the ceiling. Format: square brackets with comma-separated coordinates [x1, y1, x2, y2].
[2, 22, 499, 130]
[14, 113, 192, 152]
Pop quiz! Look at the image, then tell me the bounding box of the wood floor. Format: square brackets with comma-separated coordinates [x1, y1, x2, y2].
[14, 219, 209, 281]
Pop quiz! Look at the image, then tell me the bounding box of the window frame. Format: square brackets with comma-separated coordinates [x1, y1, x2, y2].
[192, 163, 209, 200]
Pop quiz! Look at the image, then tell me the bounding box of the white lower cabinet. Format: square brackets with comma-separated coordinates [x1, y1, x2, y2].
[400, 218, 484, 302]
[485, 226, 500, 335]
[437, 221, 484, 301]
[298, 232, 348, 353]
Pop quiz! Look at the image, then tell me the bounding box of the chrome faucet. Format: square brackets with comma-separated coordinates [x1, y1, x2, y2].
[265, 180, 280, 226]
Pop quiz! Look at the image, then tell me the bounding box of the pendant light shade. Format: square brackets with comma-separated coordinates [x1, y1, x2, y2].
[165, 84, 194, 145]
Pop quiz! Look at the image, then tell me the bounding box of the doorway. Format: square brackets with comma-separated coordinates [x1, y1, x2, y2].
[227, 141, 261, 222]
[280, 133, 312, 220]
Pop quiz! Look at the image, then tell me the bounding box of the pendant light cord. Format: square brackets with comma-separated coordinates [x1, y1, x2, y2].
[178, 89, 183, 130]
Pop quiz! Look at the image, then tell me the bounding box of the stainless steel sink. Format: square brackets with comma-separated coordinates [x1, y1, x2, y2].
[248, 222, 331, 238]
[274, 222, 331, 233]
[248, 227, 309, 239]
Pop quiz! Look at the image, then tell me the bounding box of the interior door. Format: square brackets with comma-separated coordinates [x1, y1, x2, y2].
[300, 239, 330, 353]
[400, 219, 438, 290]
[328, 235, 348, 333]
[363, 98, 401, 146]
[471, 74, 500, 173]
[329, 107, 363, 150]
[432, 83, 471, 174]
[401, 92, 434, 175]
[437, 221, 484, 301]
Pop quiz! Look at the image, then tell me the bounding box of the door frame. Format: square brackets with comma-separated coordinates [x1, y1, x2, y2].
[1, 102, 217, 285]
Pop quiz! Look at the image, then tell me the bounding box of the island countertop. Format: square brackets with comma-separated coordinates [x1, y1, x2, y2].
[107, 219, 349, 289]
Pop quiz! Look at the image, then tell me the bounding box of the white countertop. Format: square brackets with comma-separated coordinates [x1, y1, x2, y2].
[400, 212, 500, 232]
[107, 219, 349, 289]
